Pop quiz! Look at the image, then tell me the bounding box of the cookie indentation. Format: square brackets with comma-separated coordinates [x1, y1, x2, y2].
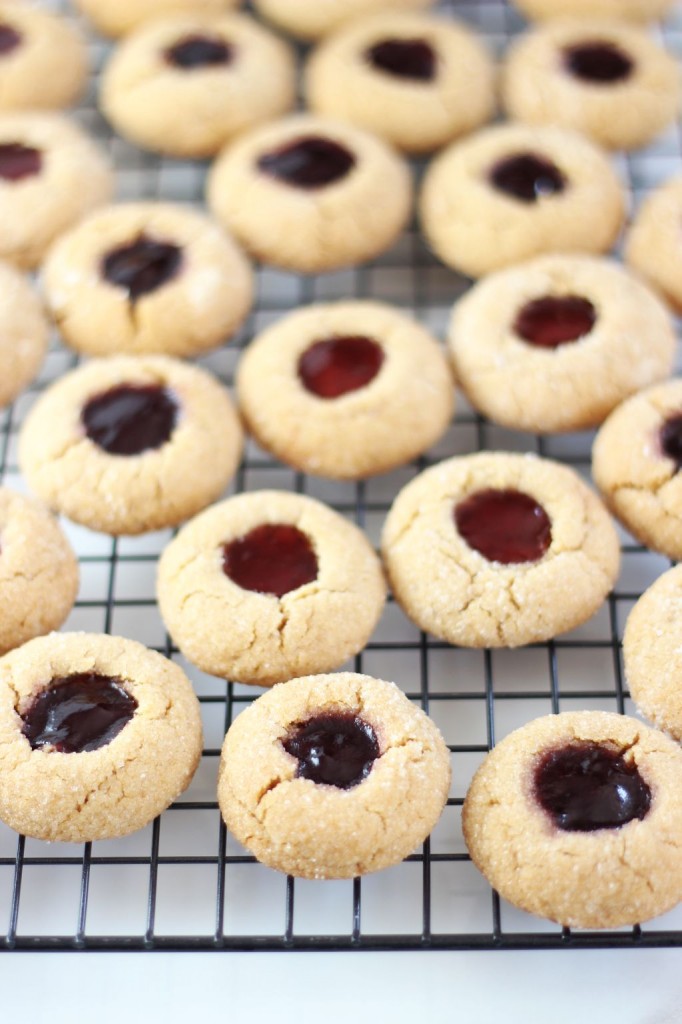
[0, 142, 41, 182]
[257, 136, 356, 189]
[366, 38, 436, 81]
[534, 742, 651, 831]
[21, 673, 138, 754]
[165, 35, 234, 70]
[659, 413, 682, 469]
[222, 523, 318, 597]
[0, 24, 21, 56]
[455, 488, 552, 564]
[514, 295, 597, 349]
[298, 335, 385, 399]
[489, 152, 567, 203]
[102, 235, 183, 302]
[563, 42, 634, 84]
[283, 711, 379, 790]
[82, 384, 178, 456]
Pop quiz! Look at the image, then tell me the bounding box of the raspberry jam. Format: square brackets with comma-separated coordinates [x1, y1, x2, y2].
[455, 489, 552, 564]
[0, 143, 41, 181]
[298, 335, 384, 398]
[514, 295, 597, 348]
[222, 524, 318, 597]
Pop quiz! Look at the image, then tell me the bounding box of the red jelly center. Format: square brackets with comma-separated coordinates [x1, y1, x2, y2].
[455, 488, 552, 564]
[366, 38, 436, 81]
[165, 34, 233, 69]
[102, 235, 183, 301]
[298, 335, 385, 399]
[659, 414, 682, 470]
[0, 142, 41, 182]
[82, 384, 178, 456]
[21, 674, 138, 754]
[257, 137, 356, 189]
[0, 24, 21, 56]
[283, 712, 379, 789]
[222, 524, 318, 598]
[563, 41, 634, 83]
[534, 742, 651, 831]
[489, 153, 567, 204]
[514, 295, 597, 348]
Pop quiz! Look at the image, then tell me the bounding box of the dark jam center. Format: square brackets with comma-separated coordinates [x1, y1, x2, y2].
[222, 524, 318, 598]
[165, 34, 233, 69]
[514, 295, 597, 349]
[21, 674, 138, 754]
[534, 742, 651, 832]
[366, 38, 436, 81]
[563, 41, 634, 84]
[0, 143, 41, 182]
[102, 235, 183, 302]
[455, 488, 552, 564]
[283, 712, 379, 790]
[0, 24, 22, 56]
[82, 384, 178, 456]
[298, 335, 385, 399]
[257, 136, 356, 189]
[490, 153, 567, 204]
[659, 414, 682, 470]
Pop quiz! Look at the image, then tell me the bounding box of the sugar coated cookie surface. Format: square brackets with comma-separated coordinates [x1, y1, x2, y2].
[449, 255, 675, 434]
[43, 202, 254, 358]
[382, 452, 620, 648]
[0, 4, 88, 111]
[510, 0, 676, 23]
[74, 0, 241, 38]
[218, 672, 451, 878]
[463, 711, 682, 928]
[237, 301, 454, 479]
[252, 0, 435, 41]
[0, 633, 202, 843]
[158, 490, 386, 686]
[0, 260, 49, 408]
[626, 175, 682, 313]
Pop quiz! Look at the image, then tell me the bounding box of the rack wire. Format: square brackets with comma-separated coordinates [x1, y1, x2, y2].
[1, 0, 682, 952]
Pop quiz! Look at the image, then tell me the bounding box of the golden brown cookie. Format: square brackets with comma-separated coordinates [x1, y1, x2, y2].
[382, 452, 620, 648]
[510, 0, 676, 23]
[157, 490, 386, 687]
[74, 0, 241, 38]
[463, 711, 682, 929]
[18, 356, 243, 536]
[0, 259, 49, 408]
[42, 202, 254, 358]
[0, 632, 202, 843]
[236, 301, 454, 479]
[0, 3, 88, 111]
[626, 175, 682, 313]
[218, 672, 451, 878]
[252, 0, 435, 41]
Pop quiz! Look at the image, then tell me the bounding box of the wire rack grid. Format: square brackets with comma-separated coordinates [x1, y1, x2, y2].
[1, 0, 682, 953]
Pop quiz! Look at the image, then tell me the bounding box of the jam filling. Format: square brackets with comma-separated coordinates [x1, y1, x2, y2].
[298, 335, 384, 399]
[283, 712, 379, 789]
[102, 235, 183, 302]
[489, 153, 567, 204]
[21, 673, 138, 754]
[514, 295, 597, 349]
[82, 384, 178, 456]
[222, 524, 318, 598]
[257, 137, 356, 189]
[455, 488, 552, 564]
[366, 38, 436, 81]
[0, 24, 21, 56]
[0, 143, 41, 182]
[563, 41, 634, 84]
[165, 34, 233, 69]
[534, 741, 651, 831]
[659, 413, 682, 470]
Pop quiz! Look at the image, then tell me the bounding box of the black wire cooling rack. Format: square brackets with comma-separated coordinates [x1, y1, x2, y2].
[1, 0, 682, 952]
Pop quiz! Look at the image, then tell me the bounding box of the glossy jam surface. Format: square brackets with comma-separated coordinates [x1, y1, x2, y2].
[165, 34, 233, 69]
[366, 38, 436, 81]
[82, 384, 178, 456]
[283, 712, 379, 789]
[0, 24, 21, 56]
[455, 488, 552, 564]
[563, 41, 634, 83]
[489, 153, 567, 204]
[298, 335, 385, 399]
[102, 235, 183, 301]
[222, 524, 318, 598]
[0, 143, 41, 182]
[534, 742, 651, 831]
[659, 414, 682, 469]
[21, 674, 138, 754]
[514, 295, 597, 349]
[257, 136, 356, 189]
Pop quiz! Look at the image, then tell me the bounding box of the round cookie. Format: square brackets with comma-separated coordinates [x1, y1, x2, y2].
[218, 672, 451, 879]
[236, 301, 454, 480]
[0, 632, 202, 843]
[0, 488, 78, 655]
[449, 255, 675, 434]
[626, 176, 682, 314]
[382, 452, 620, 649]
[206, 114, 412, 273]
[42, 202, 254, 359]
[510, 0, 676, 24]
[0, 260, 49, 408]
[73, 0, 241, 39]
[0, 4, 88, 112]
[252, 0, 435, 42]
[502, 20, 681, 152]
[157, 490, 386, 687]
[18, 355, 243, 536]
[305, 12, 495, 154]
[463, 711, 682, 929]
[592, 379, 682, 561]
[0, 113, 113, 270]
[419, 123, 625, 279]
[100, 14, 296, 159]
